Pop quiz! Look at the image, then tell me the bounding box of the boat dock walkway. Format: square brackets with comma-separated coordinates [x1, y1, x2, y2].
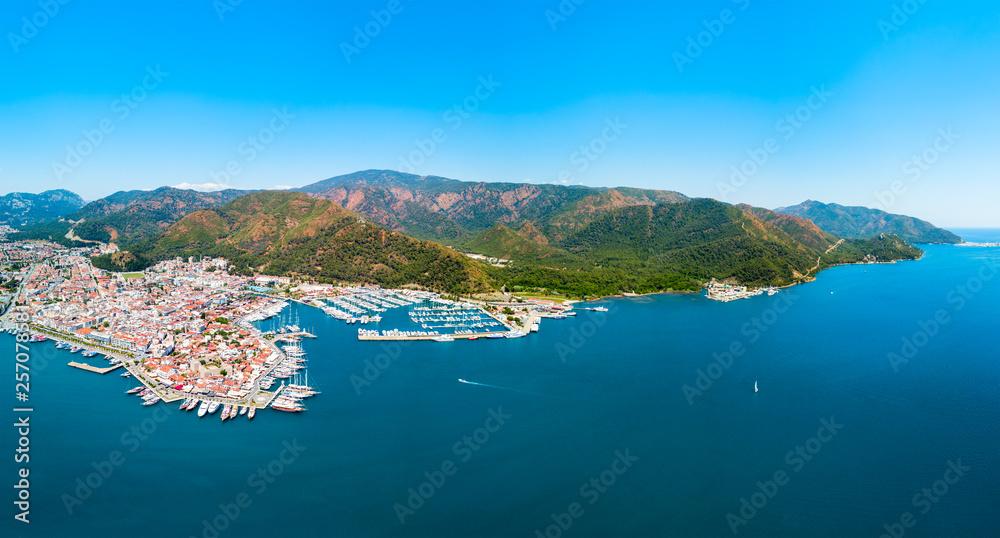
[359, 331, 500, 341]
[359, 312, 538, 341]
[68, 361, 123, 374]
[260, 383, 285, 407]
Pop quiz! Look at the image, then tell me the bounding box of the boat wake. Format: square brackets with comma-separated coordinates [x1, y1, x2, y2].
[457, 378, 542, 396]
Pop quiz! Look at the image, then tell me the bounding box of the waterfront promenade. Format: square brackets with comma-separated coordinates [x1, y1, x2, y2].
[36, 321, 288, 409]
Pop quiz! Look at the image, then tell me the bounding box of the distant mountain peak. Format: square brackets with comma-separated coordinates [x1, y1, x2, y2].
[775, 200, 961, 244]
[0, 189, 85, 229]
[294, 169, 689, 244]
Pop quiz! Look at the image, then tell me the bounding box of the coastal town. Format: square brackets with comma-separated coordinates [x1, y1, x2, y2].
[2, 243, 318, 417]
[0, 239, 592, 418]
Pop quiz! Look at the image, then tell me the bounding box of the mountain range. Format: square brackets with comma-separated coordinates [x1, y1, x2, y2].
[295, 170, 689, 243]
[4, 171, 951, 297]
[0, 189, 84, 228]
[776, 200, 962, 244]
[130, 191, 493, 295]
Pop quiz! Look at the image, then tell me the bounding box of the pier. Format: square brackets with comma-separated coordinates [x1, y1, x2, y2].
[359, 331, 503, 341]
[259, 383, 285, 407]
[30, 325, 137, 373]
[68, 361, 123, 374]
[358, 312, 538, 341]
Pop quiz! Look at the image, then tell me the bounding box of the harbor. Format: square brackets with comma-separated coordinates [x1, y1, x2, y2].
[8, 252, 609, 421]
[22, 274, 320, 419]
[705, 280, 780, 302]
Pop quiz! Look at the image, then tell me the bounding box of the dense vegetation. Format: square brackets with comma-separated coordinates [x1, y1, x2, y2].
[4, 174, 928, 301]
[463, 225, 588, 269]
[776, 200, 961, 244]
[132, 191, 494, 295]
[297, 169, 689, 244]
[70, 187, 250, 247]
[823, 235, 924, 265]
[90, 251, 154, 272]
[12, 187, 251, 249]
[474, 199, 923, 298]
[8, 220, 88, 248]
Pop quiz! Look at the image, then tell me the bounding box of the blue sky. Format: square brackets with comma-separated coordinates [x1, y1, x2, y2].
[0, 0, 997, 226]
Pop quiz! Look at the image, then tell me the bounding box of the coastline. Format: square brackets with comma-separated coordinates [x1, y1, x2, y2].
[571, 253, 925, 303]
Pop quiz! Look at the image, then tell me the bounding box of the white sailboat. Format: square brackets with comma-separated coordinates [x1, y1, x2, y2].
[754, 380, 758, 393]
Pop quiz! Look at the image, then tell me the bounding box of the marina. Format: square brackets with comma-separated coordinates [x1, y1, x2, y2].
[705, 280, 780, 302]
[14, 253, 599, 423]
[34, 303, 318, 419]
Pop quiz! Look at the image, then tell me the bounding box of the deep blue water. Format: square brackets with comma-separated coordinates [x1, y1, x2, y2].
[3, 242, 998, 538]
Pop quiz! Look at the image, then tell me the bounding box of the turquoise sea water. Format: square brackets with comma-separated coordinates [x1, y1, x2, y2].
[2, 238, 998, 538]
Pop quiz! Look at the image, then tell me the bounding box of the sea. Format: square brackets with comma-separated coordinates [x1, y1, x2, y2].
[3, 229, 998, 538]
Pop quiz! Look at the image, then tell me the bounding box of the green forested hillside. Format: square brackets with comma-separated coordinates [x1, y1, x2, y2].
[134, 191, 494, 295]
[482, 199, 923, 297]
[776, 200, 961, 244]
[8, 173, 928, 300]
[297, 169, 690, 244]
[463, 225, 587, 269]
[69, 187, 250, 246]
